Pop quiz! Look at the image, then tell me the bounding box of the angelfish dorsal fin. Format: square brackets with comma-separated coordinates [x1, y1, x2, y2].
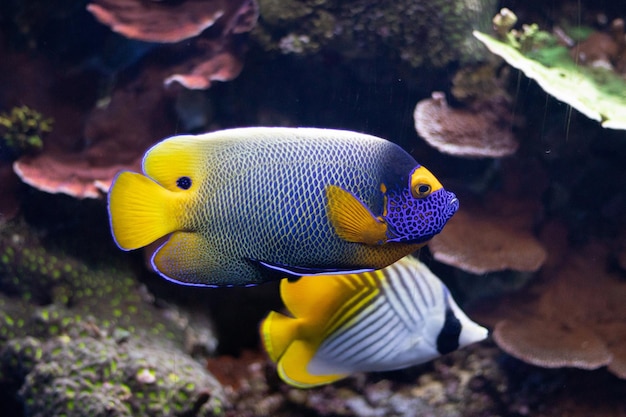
[325, 185, 387, 245]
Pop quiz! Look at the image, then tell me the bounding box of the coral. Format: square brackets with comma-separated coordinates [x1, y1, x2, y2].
[0, 106, 52, 159]
[254, 0, 499, 68]
[87, 0, 259, 90]
[87, 0, 259, 43]
[474, 9, 626, 130]
[13, 63, 177, 198]
[428, 158, 547, 274]
[87, 0, 226, 43]
[414, 91, 518, 158]
[2, 335, 225, 417]
[429, 202, 547, 275]
[475, 226, 626, 379]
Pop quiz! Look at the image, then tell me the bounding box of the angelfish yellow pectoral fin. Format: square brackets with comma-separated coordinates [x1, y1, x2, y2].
[325, 185, 387, 245]
[277, 340, 348, 388]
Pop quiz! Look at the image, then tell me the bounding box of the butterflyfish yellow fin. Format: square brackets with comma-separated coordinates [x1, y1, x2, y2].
[280, 274, 362, 323]
[260, 311, 300, 363]
[277, 340, 348, 388]
[325, 185, 387, 245]
[151, 232, 217, 286]
[142, 135, 208, 192]
[108, 171, 180, 250]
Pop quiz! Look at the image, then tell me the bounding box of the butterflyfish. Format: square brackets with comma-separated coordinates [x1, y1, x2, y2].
[108, 127, 459, 286]
[260, 255, 488, 388]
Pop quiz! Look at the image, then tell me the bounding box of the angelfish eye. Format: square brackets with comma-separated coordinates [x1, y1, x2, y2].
[176, 176, 192, 190]
[412, 184, 431, 198]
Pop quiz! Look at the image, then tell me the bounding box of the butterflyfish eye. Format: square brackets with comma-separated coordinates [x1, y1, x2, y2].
[413, 183, 431, 198]
[176, 176, 192, 190]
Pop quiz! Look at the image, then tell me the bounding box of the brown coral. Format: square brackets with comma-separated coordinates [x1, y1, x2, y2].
[13, 64, 177, 198]
[414, 91, 518, 158]
[429, 202, 547, 274]
[475, 221, 626, 379]
[87, 0, 258, 43]
[429, 158, 547, 274]
[87, 0, 259, 90]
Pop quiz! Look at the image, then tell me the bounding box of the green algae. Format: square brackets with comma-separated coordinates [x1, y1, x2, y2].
[0, 106, 52, 158]
[4, 334, 225, 417]
[474, 24, 626, 130]
[0, 219, 223, 416]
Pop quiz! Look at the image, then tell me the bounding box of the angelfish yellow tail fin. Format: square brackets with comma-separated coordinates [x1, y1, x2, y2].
[260, 311, 300, 363]
[108, 171, 180, 250]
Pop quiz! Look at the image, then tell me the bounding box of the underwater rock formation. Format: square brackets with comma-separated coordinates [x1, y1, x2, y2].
[4, 334, 225, 417]
[254, 0, 499, 68]
[0, 219, 224, 416]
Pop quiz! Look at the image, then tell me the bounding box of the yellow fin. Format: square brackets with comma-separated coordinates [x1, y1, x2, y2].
[281, 275, 354, 322]
[151, 232, 217, 285]
[108, 172, 179, 250]
[277, 340, 347, 388]
[325, 185, 387, 245]
[260, 311, 300, 363]
[280, 274, 379, 339]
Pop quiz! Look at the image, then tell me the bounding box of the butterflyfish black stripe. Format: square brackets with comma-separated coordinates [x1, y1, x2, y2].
[418, 263, 438, 305]
[436, 290, 461, 355]
[322, 301, 394, 361]
[321, 297, 390, 356]
[347, 315, 404, 365]
[322, 276, 378, 338]
[329, 307, 398, 364]
[380, 266, 422, 329]
[321, 295, 387, 352]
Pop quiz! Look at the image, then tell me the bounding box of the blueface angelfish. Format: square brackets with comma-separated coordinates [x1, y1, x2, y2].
[108, 127, 459, 287]
[260, 255, 488, 388]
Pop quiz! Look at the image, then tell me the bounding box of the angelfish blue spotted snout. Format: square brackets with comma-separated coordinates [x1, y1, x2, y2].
[384, 172, 459, 243]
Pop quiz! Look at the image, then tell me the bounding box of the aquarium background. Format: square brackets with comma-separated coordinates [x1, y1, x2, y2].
[1, 0, 626, 416]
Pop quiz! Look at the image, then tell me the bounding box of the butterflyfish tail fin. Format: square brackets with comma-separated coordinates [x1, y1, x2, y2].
[260, 311, 300, 363]
[278, 341, 348, 388]
[108, 171, 179, 250]
[325, 185, 387, 245]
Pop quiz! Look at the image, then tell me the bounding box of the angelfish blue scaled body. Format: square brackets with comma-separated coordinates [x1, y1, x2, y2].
[107, 127, 459, 286]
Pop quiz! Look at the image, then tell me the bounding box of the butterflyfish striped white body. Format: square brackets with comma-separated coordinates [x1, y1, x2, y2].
[108, 127, 459, 286]
[261, 255, 488, 388]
